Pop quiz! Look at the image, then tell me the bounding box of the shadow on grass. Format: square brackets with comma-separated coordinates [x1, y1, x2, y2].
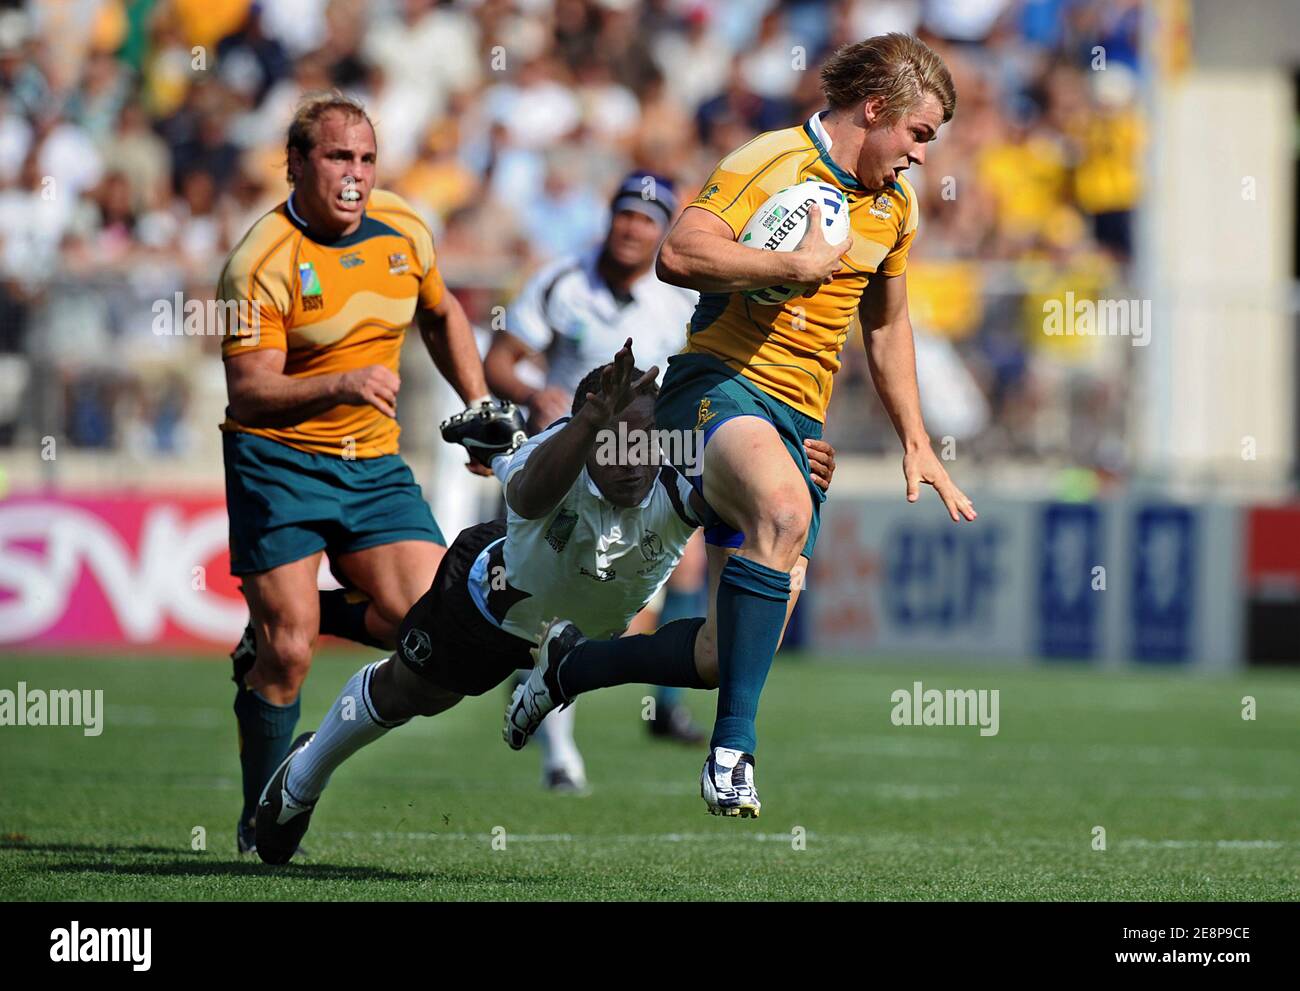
[42, 860, 431, 883]
[3, 841, 561, 886]
[2, 841, 179, 856]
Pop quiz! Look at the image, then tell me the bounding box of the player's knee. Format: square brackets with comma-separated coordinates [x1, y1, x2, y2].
[749, 492, 810, 559]
[255, 626, 315, 691]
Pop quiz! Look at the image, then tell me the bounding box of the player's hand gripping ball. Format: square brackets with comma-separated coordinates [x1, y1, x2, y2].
[440, 399, 527, 468]
[738, 180, 850, 305]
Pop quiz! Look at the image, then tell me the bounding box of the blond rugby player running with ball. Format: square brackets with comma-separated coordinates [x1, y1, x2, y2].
[507, 34, 977, 818]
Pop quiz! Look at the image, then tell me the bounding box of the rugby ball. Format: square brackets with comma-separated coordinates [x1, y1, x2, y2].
[738, 180, 849, 305]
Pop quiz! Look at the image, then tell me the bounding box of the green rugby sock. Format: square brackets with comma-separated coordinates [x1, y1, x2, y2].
[711, 556, 791, 754]
[652, 588, 707, 707]
[233, 687, 300, 827]
[558, 618, 708, 700]
[318, 589, 389, 650]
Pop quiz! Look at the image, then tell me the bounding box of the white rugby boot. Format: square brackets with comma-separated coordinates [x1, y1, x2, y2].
[504, 618, 584, 750]
[701, 747, 760, 818]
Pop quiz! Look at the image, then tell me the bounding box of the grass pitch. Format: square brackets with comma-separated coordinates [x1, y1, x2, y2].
[1, 652, 1297, 901]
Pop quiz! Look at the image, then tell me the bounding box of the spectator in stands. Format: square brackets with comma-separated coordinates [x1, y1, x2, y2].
[0, 0, 1140, 474]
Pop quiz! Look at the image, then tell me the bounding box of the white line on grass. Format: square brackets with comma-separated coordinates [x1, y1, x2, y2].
[331, 831, 1294, 849]
[820, 736, 1300, 766]
[633, 780, 962, 799]
[1121, 839, 1288, 849]
[333, 831, 814, 844]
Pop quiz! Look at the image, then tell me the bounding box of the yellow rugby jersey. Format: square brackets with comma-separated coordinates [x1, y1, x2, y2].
[218, 189, 445, 458]
[685, 113, 919, 421]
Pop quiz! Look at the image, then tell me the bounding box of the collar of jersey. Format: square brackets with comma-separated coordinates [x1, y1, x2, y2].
[285, 193, 400, 248]
[811, 111, 904, 196]
[804, 111, 869, 195]
[583, 468, 656, 509]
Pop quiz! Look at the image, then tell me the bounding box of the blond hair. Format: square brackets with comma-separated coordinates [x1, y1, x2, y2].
[820, 34, 956, 125]
[285, 92, 373, 184]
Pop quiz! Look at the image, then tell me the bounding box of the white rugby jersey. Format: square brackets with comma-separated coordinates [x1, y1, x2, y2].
[505, 246, 698, 394]
[470, 419, 702, 643]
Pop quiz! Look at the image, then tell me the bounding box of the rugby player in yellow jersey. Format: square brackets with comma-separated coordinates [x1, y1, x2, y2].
[218, 94, 500, 853]
[516, 34, 977, 818]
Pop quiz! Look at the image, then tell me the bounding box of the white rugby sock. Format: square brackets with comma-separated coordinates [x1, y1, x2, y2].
[285, 658, 406, 803]
[536, 701, 584, 775]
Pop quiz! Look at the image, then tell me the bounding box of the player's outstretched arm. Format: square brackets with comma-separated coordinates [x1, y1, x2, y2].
[225, 347, 401, 427]
[417, 290, 490, 405]
[507, 339, 657, 520]
[859, 272, 976, 523]
[657, 206, 849, 294]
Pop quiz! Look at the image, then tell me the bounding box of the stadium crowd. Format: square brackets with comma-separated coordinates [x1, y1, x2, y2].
[0, 0, 1142, 478]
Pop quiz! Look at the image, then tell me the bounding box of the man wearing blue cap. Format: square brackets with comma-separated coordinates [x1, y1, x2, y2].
[484, 171, 708, 791]
[488, 172, 694, 433]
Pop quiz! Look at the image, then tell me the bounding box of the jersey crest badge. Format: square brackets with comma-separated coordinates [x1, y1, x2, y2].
[695, 398, 717, 430]
[298, 262, 324, 310]
[545, 508, 578, 553]
[868, 193, 893, 220]
[388, 252, 410, 275]
[639, 530, 663, 562]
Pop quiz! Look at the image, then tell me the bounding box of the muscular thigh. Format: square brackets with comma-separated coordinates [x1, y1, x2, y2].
[333, 540, 445, 625]
[702, 416, 811, 539]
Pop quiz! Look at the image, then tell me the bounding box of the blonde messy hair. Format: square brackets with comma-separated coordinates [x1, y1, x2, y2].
[819, 33, 956, 125]
[285, 91, 373, 185]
